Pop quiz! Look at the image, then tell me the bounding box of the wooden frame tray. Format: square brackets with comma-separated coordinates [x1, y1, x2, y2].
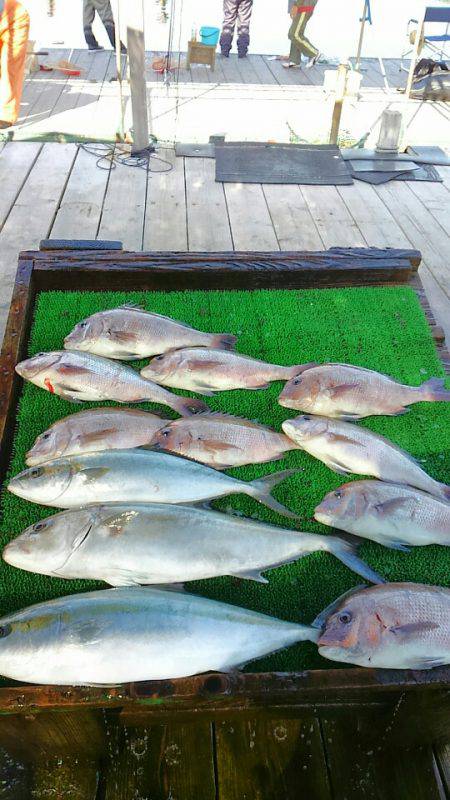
[0, 244, 448, 745]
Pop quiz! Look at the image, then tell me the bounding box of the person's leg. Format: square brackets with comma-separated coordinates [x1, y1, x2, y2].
[236, 0, 253, 58]
[292, 11, 319, 59]
[0, 0, 30, 126]
[220, 0, 238, 56]
[287, 13, 302, 65]
[83, 0, 102, 50]
[94, 0, 126, 53]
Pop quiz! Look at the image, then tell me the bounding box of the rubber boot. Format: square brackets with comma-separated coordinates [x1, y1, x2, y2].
[220, 31, 232, 57]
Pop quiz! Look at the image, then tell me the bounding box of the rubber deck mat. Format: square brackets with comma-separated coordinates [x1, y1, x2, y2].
[215, 143, 353, 185]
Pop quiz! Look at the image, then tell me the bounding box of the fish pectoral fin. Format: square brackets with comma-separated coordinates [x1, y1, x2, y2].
[328, 383, 360, 399]
[108, 330, 139, 343]
[102, 510, 139, 535]
[81, 467, 110, 483]
[203, 440, 239, 454]
[374, 498, 411, 516]
[327, 432, 362, 448]
[335, 412, 364, 421]
[230, 570, 269, 584]
[78, 428, 118, 445]
[324, 458, 352, 476]
[186, 360, 221, 372]
[390, 621, 439, 637]
[58, 364, 92, 375]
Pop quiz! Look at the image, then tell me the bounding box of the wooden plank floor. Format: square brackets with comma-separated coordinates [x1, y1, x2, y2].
[6, 50, 450, 146]
[0, 141, 449, 347]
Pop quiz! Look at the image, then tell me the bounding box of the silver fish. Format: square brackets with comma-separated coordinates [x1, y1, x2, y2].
[315, 583, 450, 669]
[26, 407, 168, 467]
[15, 350, 208, 416]
[282, 415, 450, 502]
[279, 362, 450, 419]
[141, 348, 309, 394]
[152, 413, 300, 469]
[8, 450, 299, 519]
[0, 587, 317, 685]
[64, 305, 237, 359]
[315, 480, 450, 550]
[3, 504, 383, 585]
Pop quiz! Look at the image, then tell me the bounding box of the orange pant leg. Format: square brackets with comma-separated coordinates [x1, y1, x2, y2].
[0, 0, 30, 124]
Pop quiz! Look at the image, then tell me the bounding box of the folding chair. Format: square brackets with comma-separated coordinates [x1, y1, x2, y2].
[405, 5, 450, 97]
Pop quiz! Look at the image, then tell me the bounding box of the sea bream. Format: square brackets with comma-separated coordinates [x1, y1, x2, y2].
[8, 449, 299, 518]
[3, 503, 383, 586]
[15, 350, 208, 416]
[279, 362, 450, 419]
[282, 415, 450, 501]
[152, 413, 301, 469]
[315, 583, 450, 669]
[0, 587, 317, 685]
[26, 407, 168, 467]
[64, 305, 237, 360]
[315, 480, 450, 550]
[141, 348, 311, 393]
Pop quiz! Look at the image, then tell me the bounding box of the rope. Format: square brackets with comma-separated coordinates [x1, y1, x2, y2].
[80, 142, 173, 172]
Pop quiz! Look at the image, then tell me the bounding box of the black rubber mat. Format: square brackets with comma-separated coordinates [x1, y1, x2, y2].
[352, 163, 443, 184]
[215, 143, 353, 185]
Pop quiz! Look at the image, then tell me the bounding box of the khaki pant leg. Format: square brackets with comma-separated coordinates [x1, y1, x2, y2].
[93, 0, 114, 28]
[0, 0, 30, 124]
[291, 11, 318, 59]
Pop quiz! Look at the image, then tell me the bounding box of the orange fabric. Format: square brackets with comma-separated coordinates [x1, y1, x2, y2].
[0, 0, 30, 124]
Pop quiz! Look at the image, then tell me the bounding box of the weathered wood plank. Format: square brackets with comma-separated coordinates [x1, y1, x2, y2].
[372, 745, 445, 800]
[0, 710, 106, 760]
[143, 149, 188, 250]
[0, 747, 30, 799]
[185, 158, 233, 250]
[248, 55, 278, 84]
[103, 722, 216, 800]
[51, 145, 111, 241]
[301, 185, 366, 247]
[434, 741, 450, 796]
[215, 717, 332, 800]
[98, 155, 147, 250]
[224, 182, 280, 250]
[31, 757, 99, 800]
[337, 181, 412, 249]
[263, 183, 324, 249]
[0, 143, 42, 230]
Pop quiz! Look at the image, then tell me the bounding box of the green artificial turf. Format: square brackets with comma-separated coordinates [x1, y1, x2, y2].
[0, 286, 449, 676]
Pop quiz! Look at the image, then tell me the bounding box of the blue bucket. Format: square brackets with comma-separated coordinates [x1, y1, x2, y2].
[200, 26, 220, 47]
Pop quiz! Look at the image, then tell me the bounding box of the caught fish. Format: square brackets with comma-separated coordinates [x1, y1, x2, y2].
[315, 480, 450, 550]
[8, 450, 299, 519]
[141, 348, 310, 394]
[152, 413, 301, 469]
[26, 407, 168, 467]
[15, 350, 208, 416]
[0, 587, 317, 685]
[315, 583, 450, 669]
[64, 305, 237, 360]
[282, 415, 450, 501]
[3, 503, 383, 585]
[279, 362, 450, 419]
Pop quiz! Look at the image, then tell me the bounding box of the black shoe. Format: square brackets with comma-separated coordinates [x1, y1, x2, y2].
[88, 43, 104, 52]
[0, 120, 12, 129]
[221, 51, 230, 58]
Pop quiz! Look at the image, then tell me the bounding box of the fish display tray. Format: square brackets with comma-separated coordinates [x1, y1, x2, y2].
[0, 242, 448, 759]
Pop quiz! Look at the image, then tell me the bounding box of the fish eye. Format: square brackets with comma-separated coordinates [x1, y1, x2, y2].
[154, 355, 164, 361]
[42, 433, 51, 441]
[161, 429, 170, 438]
[30, 467, 44, 479]
[303, 415, 311, 421]
[36, 352, 45, 357]
[293, 377, 302, 386]
[339, 611, 352, 625]
[0, 624, 12, 638]
[79, 322, 87, 329]
[334, 490, 342, 499]
[33, 522, 47, 532]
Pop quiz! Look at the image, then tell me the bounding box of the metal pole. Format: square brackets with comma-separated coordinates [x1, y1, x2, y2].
[405, 9, 425, 99]
[126, 0, 150, 154]
[115, 0, 125, 140]
[355, 0, 368, 72]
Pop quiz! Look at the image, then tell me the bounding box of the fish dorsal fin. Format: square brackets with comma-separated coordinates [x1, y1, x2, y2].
[312, 585, 367, 629]
[119, 306, 199, 331]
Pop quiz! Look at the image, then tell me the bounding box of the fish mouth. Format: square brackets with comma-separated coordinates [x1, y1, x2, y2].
[2, 540, 31, 568]
[314, 508, 333, 525]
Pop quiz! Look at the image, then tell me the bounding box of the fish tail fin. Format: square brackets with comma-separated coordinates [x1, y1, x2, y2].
[175, 397, 211, 416]
[248, 469, 301, 520]
[211, 334, 237, 351]
[285, 362, 319, 379]
[421, 377, 450, 402]
[326, 534, 385, 584]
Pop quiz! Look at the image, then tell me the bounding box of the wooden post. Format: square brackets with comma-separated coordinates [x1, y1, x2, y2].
[124, 0, 150, 154]
[355, 0, 369, 72]
[329, 63, 349, 145]
[405, 9, 425, 99]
